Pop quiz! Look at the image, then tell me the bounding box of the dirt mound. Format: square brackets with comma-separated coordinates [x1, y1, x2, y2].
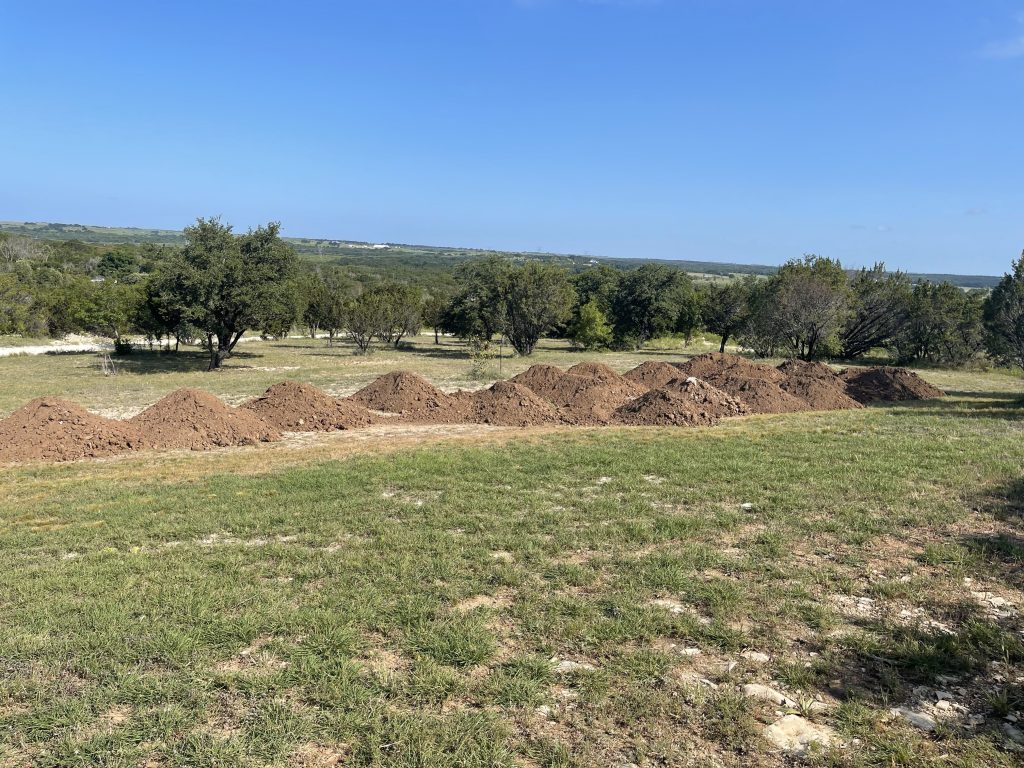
[467, 381, 564, 426]
[840, 366, 945, 404]
[0, 397, 146, 463]
[776, 359, 837, 379]
[508, 364, 566, 399]
[131, 389, 281, 450]
[776, 361, 863, 411]
[661, 376, 749, 417]
[677, 352, 785, 383]
[624, 361, 683, 389]
[566, 361, 635, 386]
[244, 381, 373, 431]
[347, 371, 461, 421]
[709, 374, 811, 414]
[614, 388, 720, 427]
[541, 373, 642, 424]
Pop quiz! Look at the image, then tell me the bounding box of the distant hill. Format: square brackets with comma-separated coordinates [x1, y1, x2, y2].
[0, 220, 1001, 288]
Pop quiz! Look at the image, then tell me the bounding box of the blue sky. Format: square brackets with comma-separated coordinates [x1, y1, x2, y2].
[2, 1, 1022, 274]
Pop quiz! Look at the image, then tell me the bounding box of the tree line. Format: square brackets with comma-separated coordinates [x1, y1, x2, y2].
[1, 218, 1022, 372]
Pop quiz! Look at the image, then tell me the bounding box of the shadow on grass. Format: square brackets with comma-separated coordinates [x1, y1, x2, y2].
[108, 349, 264, 374]
[879, 391, 1024, 420]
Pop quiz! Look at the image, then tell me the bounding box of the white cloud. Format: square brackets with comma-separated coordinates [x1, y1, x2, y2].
[980, 12, 1024, 58]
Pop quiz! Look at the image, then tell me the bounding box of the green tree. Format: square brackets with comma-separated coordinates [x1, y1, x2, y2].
[344, 288, 389, 353]
[773, 255, 850, 360]
[421, 292, 451, 345]
[501, 262, 575, 356]
[609, 264, 697, 348]
[894, 281, 985, 366]
[373, 283, 423, 347]
[840, 263, 911, 359]
[442, 257, 509, 343]
[568, 299, 613, 350]
[984, 251, 1024, 371]
[701, 278, 755, 353]
[161, 218, 300, 370]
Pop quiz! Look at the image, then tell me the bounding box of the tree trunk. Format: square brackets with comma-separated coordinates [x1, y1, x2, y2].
[434, 327, 439, 345]
[719, 333, 728, 353]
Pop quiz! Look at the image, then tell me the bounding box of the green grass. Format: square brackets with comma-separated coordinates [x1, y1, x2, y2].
[1, 379, 1023, 766]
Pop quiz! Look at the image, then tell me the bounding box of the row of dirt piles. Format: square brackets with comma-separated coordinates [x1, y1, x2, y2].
[0, 356, 947, 464]
[0, 397, 147, 463]
[244, 381, 373, 431]
[839, 366, 946, 404]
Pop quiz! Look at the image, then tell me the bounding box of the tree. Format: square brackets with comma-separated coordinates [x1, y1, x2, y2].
[568, 299, 613, 350]
[893, 281, 985, 367]
[984, 251, 1024, 371]
[161, 218, 300, 370]
[701, 278, 754, 353]
[609, 264, 698, 348]
[773, 255, 849, 360]
[421, 292, 450, 345]
[373, 283, 423, 347]
[840, 264, 911, 359]
[442, 257, 508, 343]
[344, 288, 389, 353]
[501, 262, 575, 356]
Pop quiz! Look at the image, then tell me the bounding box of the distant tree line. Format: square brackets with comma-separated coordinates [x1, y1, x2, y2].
[1, 222, 1022, 372]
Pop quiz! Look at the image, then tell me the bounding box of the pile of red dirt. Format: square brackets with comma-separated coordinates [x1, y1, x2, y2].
[776, 359, 864, 411]
[674, 353, 805, 414]
[707, 374, 812, 414]
[347, 371, 460, 421]
[466, 381, 564, 426]
[540, 373, 642, 424]
[614, 388, 720, 427]
[508, 364, 567, 400]
[676, 352, 785, 383]
[624, 361, 683, 389]
[840, 366, 946, 404]
[244, 381, 373, 431]
[566, 361, 638, 386]
[661, 376, 749, 417]
[130, 388, 281, 450]
[0, 397, 147, 463]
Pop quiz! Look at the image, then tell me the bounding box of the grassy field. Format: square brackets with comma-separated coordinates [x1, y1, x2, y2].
[1, 340, 1023, 767]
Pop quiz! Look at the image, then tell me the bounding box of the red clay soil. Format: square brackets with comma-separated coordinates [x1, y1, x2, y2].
[508, 364, 567, 400]
[624, 361, 684, 389]
[347, 370, 460, 421]
[776, 359, 864, 411]
[540, 373, 642, 424]
[566, 361, 640, 389]
[840, 366, 946, 404]
[244, 381, 373, 431]
[0, 397, 146, 463]
[614, 388, 720, 427]
[131, 388, 281, 450]
[707, 374, 812, 414]
[466, 381, 564, 426]
[676, 352, 786, 383]
[661, 376, 749, 417]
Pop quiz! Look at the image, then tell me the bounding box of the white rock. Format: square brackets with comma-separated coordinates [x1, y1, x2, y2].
[535, 705, 553, 718]
[891, 707, 937, 732]
[741, 651, 771, 663]
[740, 503, 754, 511]
[678, 647, 702, 657]
[742, 683, 797, 708]
[764, 714, 836, 755]
[553, 659, 595, 674]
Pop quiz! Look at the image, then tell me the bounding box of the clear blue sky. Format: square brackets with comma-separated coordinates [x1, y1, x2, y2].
[2, 1, 1022, 274]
